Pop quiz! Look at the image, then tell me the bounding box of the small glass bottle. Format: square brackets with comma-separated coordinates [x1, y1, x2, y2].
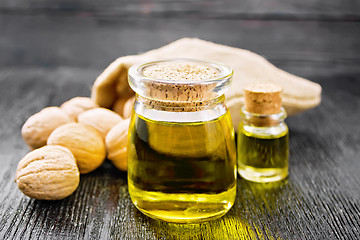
[237, 82, 289, 183]
[127, 59, 237, 223]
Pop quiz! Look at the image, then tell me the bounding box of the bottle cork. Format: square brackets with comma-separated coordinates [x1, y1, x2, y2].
[141, 62, 220, 112]
[244, 82, 283, 115]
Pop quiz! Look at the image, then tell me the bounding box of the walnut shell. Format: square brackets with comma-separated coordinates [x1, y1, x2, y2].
[77, 108, 123, 139]
[60, 97, 99, 121]
[15, 145, 80, 200]
[21, 107, 73, 150]
[112, 96, 135, 119]
[105, 119, 130, 171]
[47, 123, 106, 174]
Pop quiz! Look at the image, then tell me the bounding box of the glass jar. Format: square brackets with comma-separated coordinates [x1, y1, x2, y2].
[237, 107, 289, 183]
[127, 59, 237, 223]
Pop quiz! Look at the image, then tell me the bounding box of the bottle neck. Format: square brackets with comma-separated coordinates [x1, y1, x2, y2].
[134, 94, 228, 123]
[241, 107, 287, 127]
[136, 94, 226, 113]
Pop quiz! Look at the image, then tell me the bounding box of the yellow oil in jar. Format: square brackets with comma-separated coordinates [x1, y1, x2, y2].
[237, 126, 289, 183]
[128, 110, 236, 223]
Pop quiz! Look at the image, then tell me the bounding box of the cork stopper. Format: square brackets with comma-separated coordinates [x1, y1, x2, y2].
[128, 59, 232, 112]
[244, 82, 283, 115]
[143, 62, 219, 111]
[143, 62, 219, 82]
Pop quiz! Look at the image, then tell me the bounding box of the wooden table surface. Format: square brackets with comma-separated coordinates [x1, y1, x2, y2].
[1, 1, 360, 239]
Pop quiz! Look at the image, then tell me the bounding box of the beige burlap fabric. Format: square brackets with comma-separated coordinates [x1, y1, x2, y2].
[91, 38, 321, 130]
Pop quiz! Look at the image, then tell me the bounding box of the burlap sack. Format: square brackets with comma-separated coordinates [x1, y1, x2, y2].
[91, 38, 321, 130]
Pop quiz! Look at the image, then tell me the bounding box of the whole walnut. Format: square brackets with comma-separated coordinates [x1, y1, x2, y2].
[21, 107, 73, 150]
[77, 108, 123, 139]
[47, 123, 106, 174]
[15, 145, 80, 200]
[60, 97, 99, 121]
[105, 119, 130, 171]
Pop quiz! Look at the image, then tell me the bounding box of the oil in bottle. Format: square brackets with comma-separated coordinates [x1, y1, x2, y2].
[128, 110, 236, 223]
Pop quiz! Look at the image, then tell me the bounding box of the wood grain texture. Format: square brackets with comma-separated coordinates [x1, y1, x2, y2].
[1, 0, 360, 21]
[0, 68, 359, 239]
[0, 1, 360, 239]
[1, 15, 359, 70]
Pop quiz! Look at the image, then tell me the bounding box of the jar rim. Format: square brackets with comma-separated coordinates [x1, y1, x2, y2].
[129, 58, 233, 85]
[128, 58, 233, 103]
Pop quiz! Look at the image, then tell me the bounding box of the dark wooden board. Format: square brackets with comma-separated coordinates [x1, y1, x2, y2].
[1, 0, 360, 21]
[1, 1, 360, 239]
[1, 15, 359, 72]
[0, 66, 359, 239]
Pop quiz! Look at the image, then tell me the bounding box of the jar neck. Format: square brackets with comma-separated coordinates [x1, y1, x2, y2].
[241, 107, 287, 127]
[136, 94, 226, 112]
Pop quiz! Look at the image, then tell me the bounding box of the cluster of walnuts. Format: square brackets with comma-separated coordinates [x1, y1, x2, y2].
[15, 96, 134, 200]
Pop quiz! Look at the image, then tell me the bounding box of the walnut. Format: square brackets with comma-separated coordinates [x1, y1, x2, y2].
[105, 119, 130, 171]
[77, 108, 123, 139]
[47, 123, 106, 174]
[60, 97, 99, 121]
[21, 107, 73, 150]
[15, 145, 80, 200]
[112, 96, 135, 119]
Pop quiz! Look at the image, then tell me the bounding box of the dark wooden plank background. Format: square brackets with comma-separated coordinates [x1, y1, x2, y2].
[1, 1, 360, 239]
